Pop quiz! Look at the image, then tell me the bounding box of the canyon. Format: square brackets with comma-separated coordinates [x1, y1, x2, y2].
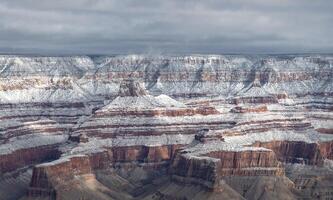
[0, 54, 332, 200]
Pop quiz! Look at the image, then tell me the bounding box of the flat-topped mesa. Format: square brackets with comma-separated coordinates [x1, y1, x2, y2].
[118, 79, 148, 97]
[170, 120, 333, 190]
[171, 143, 283, 190]
[169, 130, 283, 189]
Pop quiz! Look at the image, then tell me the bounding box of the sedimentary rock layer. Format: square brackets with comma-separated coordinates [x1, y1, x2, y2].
[0, 54, 332, 199]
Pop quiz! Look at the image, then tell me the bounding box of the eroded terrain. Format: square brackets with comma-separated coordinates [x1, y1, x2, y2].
[0, 55, 332, 200]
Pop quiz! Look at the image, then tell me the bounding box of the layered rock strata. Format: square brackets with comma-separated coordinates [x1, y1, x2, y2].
[0, 54, 332, 199]
[28, 155, 92, 198]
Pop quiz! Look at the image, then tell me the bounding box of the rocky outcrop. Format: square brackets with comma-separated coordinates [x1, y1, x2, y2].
[0, 55, 332, 200]
[319, 141, 333, 159]
[0, 144, 61, 174]
[171, 150, 284, 189]
[26, 143, 185, 199]
[118, 80, 148, 97]
[251, 141, 324, 165]
[28, 155, 92, 199]
[171, 155, 222, 189]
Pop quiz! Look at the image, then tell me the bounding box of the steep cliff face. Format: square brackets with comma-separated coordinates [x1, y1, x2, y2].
[252, 141, 324, 165]
[171, 154, 222, 189]
[28, 155, 92, 199]
[26, 144, 187, 199]
[0, 54, 332, 200]
[0, 144, 61, 173]
[171, 149, 284, 189]
[319, 141, 333, 159]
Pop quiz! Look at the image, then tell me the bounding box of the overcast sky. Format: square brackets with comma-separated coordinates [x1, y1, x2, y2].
[0, 0, 332, 54]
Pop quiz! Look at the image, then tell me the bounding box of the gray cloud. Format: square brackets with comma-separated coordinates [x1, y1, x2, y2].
[0, 0, 332, 54]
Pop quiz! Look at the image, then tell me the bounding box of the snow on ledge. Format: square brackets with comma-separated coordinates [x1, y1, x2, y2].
[36, 154, 88, 167]
[0, 133, 68, 155]
[65, 134, 194, 155]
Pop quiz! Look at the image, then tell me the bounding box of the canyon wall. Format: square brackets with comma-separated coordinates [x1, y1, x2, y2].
[0, 54, 332, 199]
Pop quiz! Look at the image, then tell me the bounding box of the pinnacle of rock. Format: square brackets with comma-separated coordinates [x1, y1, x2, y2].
[252, 77, 262, 87]
[118, 80, 148, 97]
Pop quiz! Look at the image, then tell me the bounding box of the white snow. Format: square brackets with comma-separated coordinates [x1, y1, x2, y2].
[224, 129, 319, 144]
[36, 154, 87, 167]
[181, 129, 319, 158]
[0, 133, 68, 155]
[65, 134, 194, 155]
[102, 94, 185, 110]
[0, 54, 332, 165]
[318, 134, 333, 142]
[183, 140, 272, 158]
[155, 95, 186, 107]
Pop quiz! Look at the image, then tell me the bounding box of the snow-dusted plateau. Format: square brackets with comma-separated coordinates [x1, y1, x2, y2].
[0, 54, 332, 200]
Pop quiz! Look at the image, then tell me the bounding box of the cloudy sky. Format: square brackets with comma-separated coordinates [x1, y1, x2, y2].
[0, 0, 332, 54]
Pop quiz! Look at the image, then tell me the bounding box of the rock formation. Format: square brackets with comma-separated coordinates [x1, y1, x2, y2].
[0, 54, 332, 200]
